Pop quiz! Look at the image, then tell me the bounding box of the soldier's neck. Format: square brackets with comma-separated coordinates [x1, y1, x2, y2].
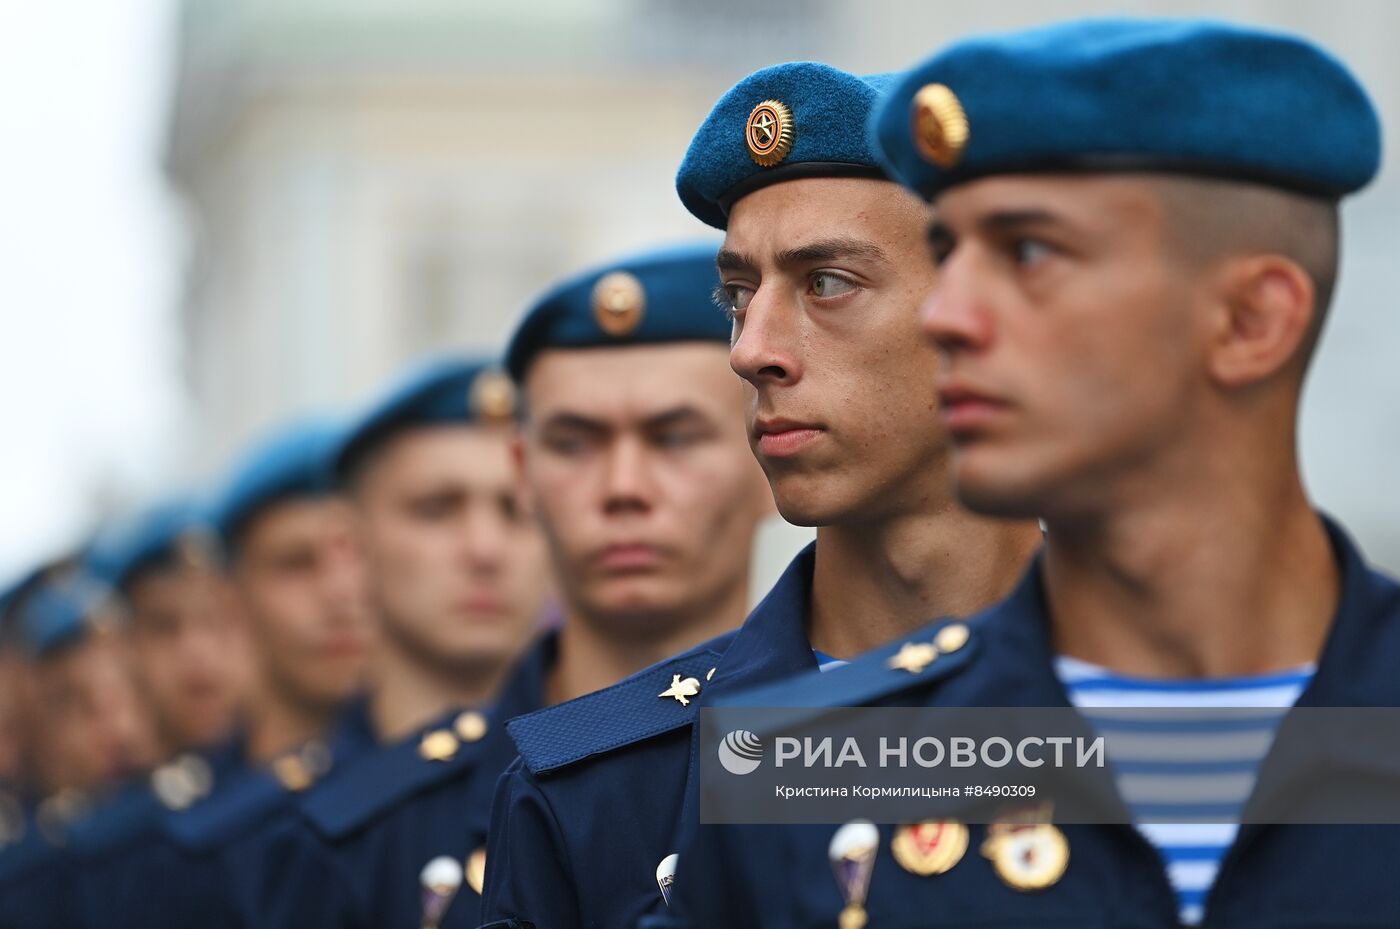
[808, 506, 1041, 659]
[1044, 473, 1336, 679]
[546, 578, 750, 706]
[366, 638, 505, 743]
[243, 683, 335, 766]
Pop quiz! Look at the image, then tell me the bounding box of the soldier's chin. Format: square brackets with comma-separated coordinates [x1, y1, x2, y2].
[952, 461, 1046, 520]
[587, 581, 708, 635]
[766, 474, 863, 528]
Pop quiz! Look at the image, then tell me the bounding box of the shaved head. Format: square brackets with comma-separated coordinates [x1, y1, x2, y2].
[1150, 175, 1340, 370]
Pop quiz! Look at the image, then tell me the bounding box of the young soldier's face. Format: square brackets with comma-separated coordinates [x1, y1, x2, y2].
[230, 498, 373, 710]
[126, 565, 247, 751]
[0, 650, 34, 784]
[520, 343, 771, 634]
[719, 177, 946, 526]
[921, 174, 1199, 517]
[32, 629, 158, 790]
[350, 426, 547, 675]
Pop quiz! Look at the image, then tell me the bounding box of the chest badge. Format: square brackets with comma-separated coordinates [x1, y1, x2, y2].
[465, 846, 487, 896]
[891, 820, 968, 876]
[659, 673, 702, 706]
[419, 855, 464, 929]
[829, 819, 879, 929]
[656, 852, 680, 906]
[981, 818, 1069, 891]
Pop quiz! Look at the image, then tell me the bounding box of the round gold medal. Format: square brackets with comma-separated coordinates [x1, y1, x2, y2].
[891, 820, 968, 876]
[982, 823, 1069, 891]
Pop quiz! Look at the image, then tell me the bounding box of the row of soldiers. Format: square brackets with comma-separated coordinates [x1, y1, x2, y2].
[3, 15, 1396, 929]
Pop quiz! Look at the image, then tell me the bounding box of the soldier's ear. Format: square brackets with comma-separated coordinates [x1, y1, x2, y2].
[1203, 254, 1316, 389]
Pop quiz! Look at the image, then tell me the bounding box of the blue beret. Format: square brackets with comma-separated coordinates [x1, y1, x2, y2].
[677, 63, 895, 229]
[86, 500, 218, 591]
[212, 418, 342, 546]
[1, 565, 49, 646]
[505, 242, 728, 383]
[17, 572, 115, 659]
[334, 356, 513, 479]
[870, 18, 1381, 202]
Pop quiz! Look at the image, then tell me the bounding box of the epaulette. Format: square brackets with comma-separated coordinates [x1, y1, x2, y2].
[165, 742, 331, 852]
[712, 619, 979, 711]
[508, 633, 736, 776]
[302, 708, 494, 841]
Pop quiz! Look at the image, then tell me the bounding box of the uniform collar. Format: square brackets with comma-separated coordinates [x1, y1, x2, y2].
[679, 544, 821, 827]
[1293, 515, 1400, 706]
[704, 542, 820, 703]
[491, 628, 555, 722]
[459, 631, 556, 833]
[302, 630, 556, 841]
[329, 694, 379, 757]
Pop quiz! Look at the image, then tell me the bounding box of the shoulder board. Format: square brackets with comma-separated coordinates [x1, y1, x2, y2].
[164, 768, 293, 853]
[301, 709, 495, 841]
[713, 619, 980, 712]
[508, 633, 735, 776]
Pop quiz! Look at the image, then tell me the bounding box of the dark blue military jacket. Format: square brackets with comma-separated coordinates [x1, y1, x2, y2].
[63, 742, 243, 929]
[0, 792, 77, 929]
[254, 633, 556, 929]
[655, 520, 1400, 929]
[479, 544, 821, 929]
[123, 703, 377, 929]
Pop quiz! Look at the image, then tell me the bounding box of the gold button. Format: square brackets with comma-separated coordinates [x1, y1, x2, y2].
[272, 755, 313, 792]
[419, 730, 460, 762]
[455, 711, 488, 743]
[887, 641, 938, 674]
[934, 623, 970, 654]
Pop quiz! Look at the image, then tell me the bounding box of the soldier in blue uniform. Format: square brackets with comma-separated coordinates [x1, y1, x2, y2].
[0, 562, 74, 929]
[137, 418, 378, 928]
[0, 562, 158, 929]
[0, 571, 38, 793]
[260, 243, 773, 929]
[244, 357, 550, 929]
[93, 500, 247, 759]
[658, 19, 1397, 929]
[63, 501, 249, 929]
[478, 66, 1042, 929]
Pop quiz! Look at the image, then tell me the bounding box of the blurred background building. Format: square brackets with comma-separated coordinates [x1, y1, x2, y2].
[3, 0, 1399, 583]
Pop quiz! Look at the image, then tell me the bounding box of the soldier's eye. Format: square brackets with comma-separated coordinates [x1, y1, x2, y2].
[652, 428, 707, 450]
[809, 272, 856, 299]
[1012, 238, 1055, 268]
[715, 282, 755, 316]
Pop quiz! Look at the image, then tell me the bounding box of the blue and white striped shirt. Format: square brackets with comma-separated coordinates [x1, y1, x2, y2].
[1056, 655, 1314, 925]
